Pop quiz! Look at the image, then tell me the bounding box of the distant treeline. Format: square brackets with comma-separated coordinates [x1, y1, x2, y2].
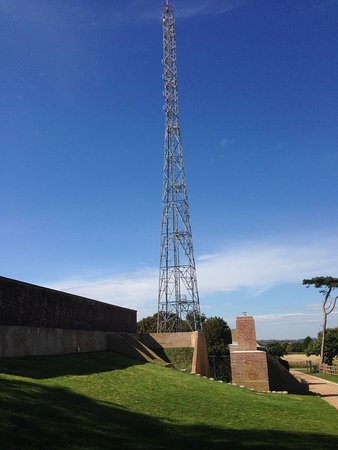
[258, 337, 314, 357]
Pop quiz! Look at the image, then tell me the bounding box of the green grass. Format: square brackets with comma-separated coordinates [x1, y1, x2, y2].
[1, 352, 338, 449]
[293, 367, 312, 374]
[292, 368, 338, 383]
[308, 372, 338, 384]
[163, 347, 193, 371]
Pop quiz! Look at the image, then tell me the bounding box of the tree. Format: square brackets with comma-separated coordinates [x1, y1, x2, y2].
[181, 312, 207, 332]
[202, 316, 232, 356]
[306, 327, 338, 365]
[303, 336, 313, 353]
[137, 312, 206, 333]
[265, 341, 287, 358]
[137, 313, 232, 357]
[303, 276, 338, 364]
[137, 314, 158, 333]
[285, 341, 302, 353]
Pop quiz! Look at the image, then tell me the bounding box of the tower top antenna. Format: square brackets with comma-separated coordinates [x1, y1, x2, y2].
[164, 1, 170, 13]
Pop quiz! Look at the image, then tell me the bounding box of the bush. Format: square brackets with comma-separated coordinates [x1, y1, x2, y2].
[203, 316, 232, 356]
[137, 314, 157, 333]
[306, 327, 338, 365]
[264, 342, 287, 358]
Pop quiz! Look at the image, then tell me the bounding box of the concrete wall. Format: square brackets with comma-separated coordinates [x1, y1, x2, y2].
[142, 331, 210, 377]
[146, 332, 194, 348]
[0, 325, 108, 358]
[0, 276, 136, 333]
[191, 331, 210, 377]
[0, 325, 211, 380]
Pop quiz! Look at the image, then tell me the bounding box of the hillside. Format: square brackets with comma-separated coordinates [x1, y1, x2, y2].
[1, 352, 337, 449]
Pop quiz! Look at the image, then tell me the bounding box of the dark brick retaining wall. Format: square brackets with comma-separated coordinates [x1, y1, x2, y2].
[0, 276, 136, 333]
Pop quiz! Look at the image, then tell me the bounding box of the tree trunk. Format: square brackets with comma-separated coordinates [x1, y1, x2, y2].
[320, 312, 327, 365]
[320, 287, 332, 365]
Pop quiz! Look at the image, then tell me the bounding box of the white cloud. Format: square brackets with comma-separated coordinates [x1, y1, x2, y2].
[308, 0, 338, 11]
[197, 253, 220, 261]
[0, 0, 67, 25]
[47, 269, 158, 319]
[1, 0, 238, 18]
[255, 312, 338, 323]
[253, 311, 338, 340]
[110, 1, 245, 24]
[305, 303, 323, 310]
[254, 312, 317, 324]
[174, 0, 246, 19]
[45, 231, 338, 323]
[0, 0, 246, 35]
[218, 138, 235, 149]
[197, 236, 338, 295]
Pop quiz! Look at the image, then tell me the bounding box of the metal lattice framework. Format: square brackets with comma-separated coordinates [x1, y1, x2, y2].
[157, 1, 202, 332]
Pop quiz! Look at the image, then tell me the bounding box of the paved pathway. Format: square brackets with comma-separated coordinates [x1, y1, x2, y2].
[291, 370, 338, 410]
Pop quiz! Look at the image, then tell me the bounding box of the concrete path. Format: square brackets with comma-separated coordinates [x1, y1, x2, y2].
[291, 370, 338, 410]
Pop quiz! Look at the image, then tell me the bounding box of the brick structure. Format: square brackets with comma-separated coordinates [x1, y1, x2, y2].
[230, 315, 308, 393]
[0, 276, 136, 333]
[230, 316, 269, 391]
[236, 316, 257, 350]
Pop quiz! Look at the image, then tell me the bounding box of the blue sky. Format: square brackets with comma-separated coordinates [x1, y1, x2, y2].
[1, 0, 338, 339]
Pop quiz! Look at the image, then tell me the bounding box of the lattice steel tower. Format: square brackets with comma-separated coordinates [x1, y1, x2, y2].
[157, 1, 202, 332]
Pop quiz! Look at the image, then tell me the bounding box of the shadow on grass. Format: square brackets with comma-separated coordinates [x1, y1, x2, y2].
[0, 352, 144, 379]
[0, 377, 337, 450]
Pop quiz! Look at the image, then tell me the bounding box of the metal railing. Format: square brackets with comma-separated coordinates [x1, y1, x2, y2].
[208, 355, 231, 382]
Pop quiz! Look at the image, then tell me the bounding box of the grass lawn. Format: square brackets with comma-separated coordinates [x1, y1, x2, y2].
[293, 367, 312, 374]
[308, 372, 338, 384]
[163, 347, 193, 371]
[292, 368, 338, 384]
[1, 352, 338, 450]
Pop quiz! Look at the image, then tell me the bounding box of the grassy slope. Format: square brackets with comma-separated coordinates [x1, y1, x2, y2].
[1, 352, 338, 450]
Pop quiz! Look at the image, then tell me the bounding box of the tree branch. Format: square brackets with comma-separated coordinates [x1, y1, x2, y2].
[326, 296, 337, 315]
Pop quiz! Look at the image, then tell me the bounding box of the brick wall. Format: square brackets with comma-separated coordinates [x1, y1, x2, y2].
[0, 276, 136, 333]
[230, 315, 306, 393]
[236, 316, 257, 350]
[230, 351, 270, 391]
[230, 315, 270, 391]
